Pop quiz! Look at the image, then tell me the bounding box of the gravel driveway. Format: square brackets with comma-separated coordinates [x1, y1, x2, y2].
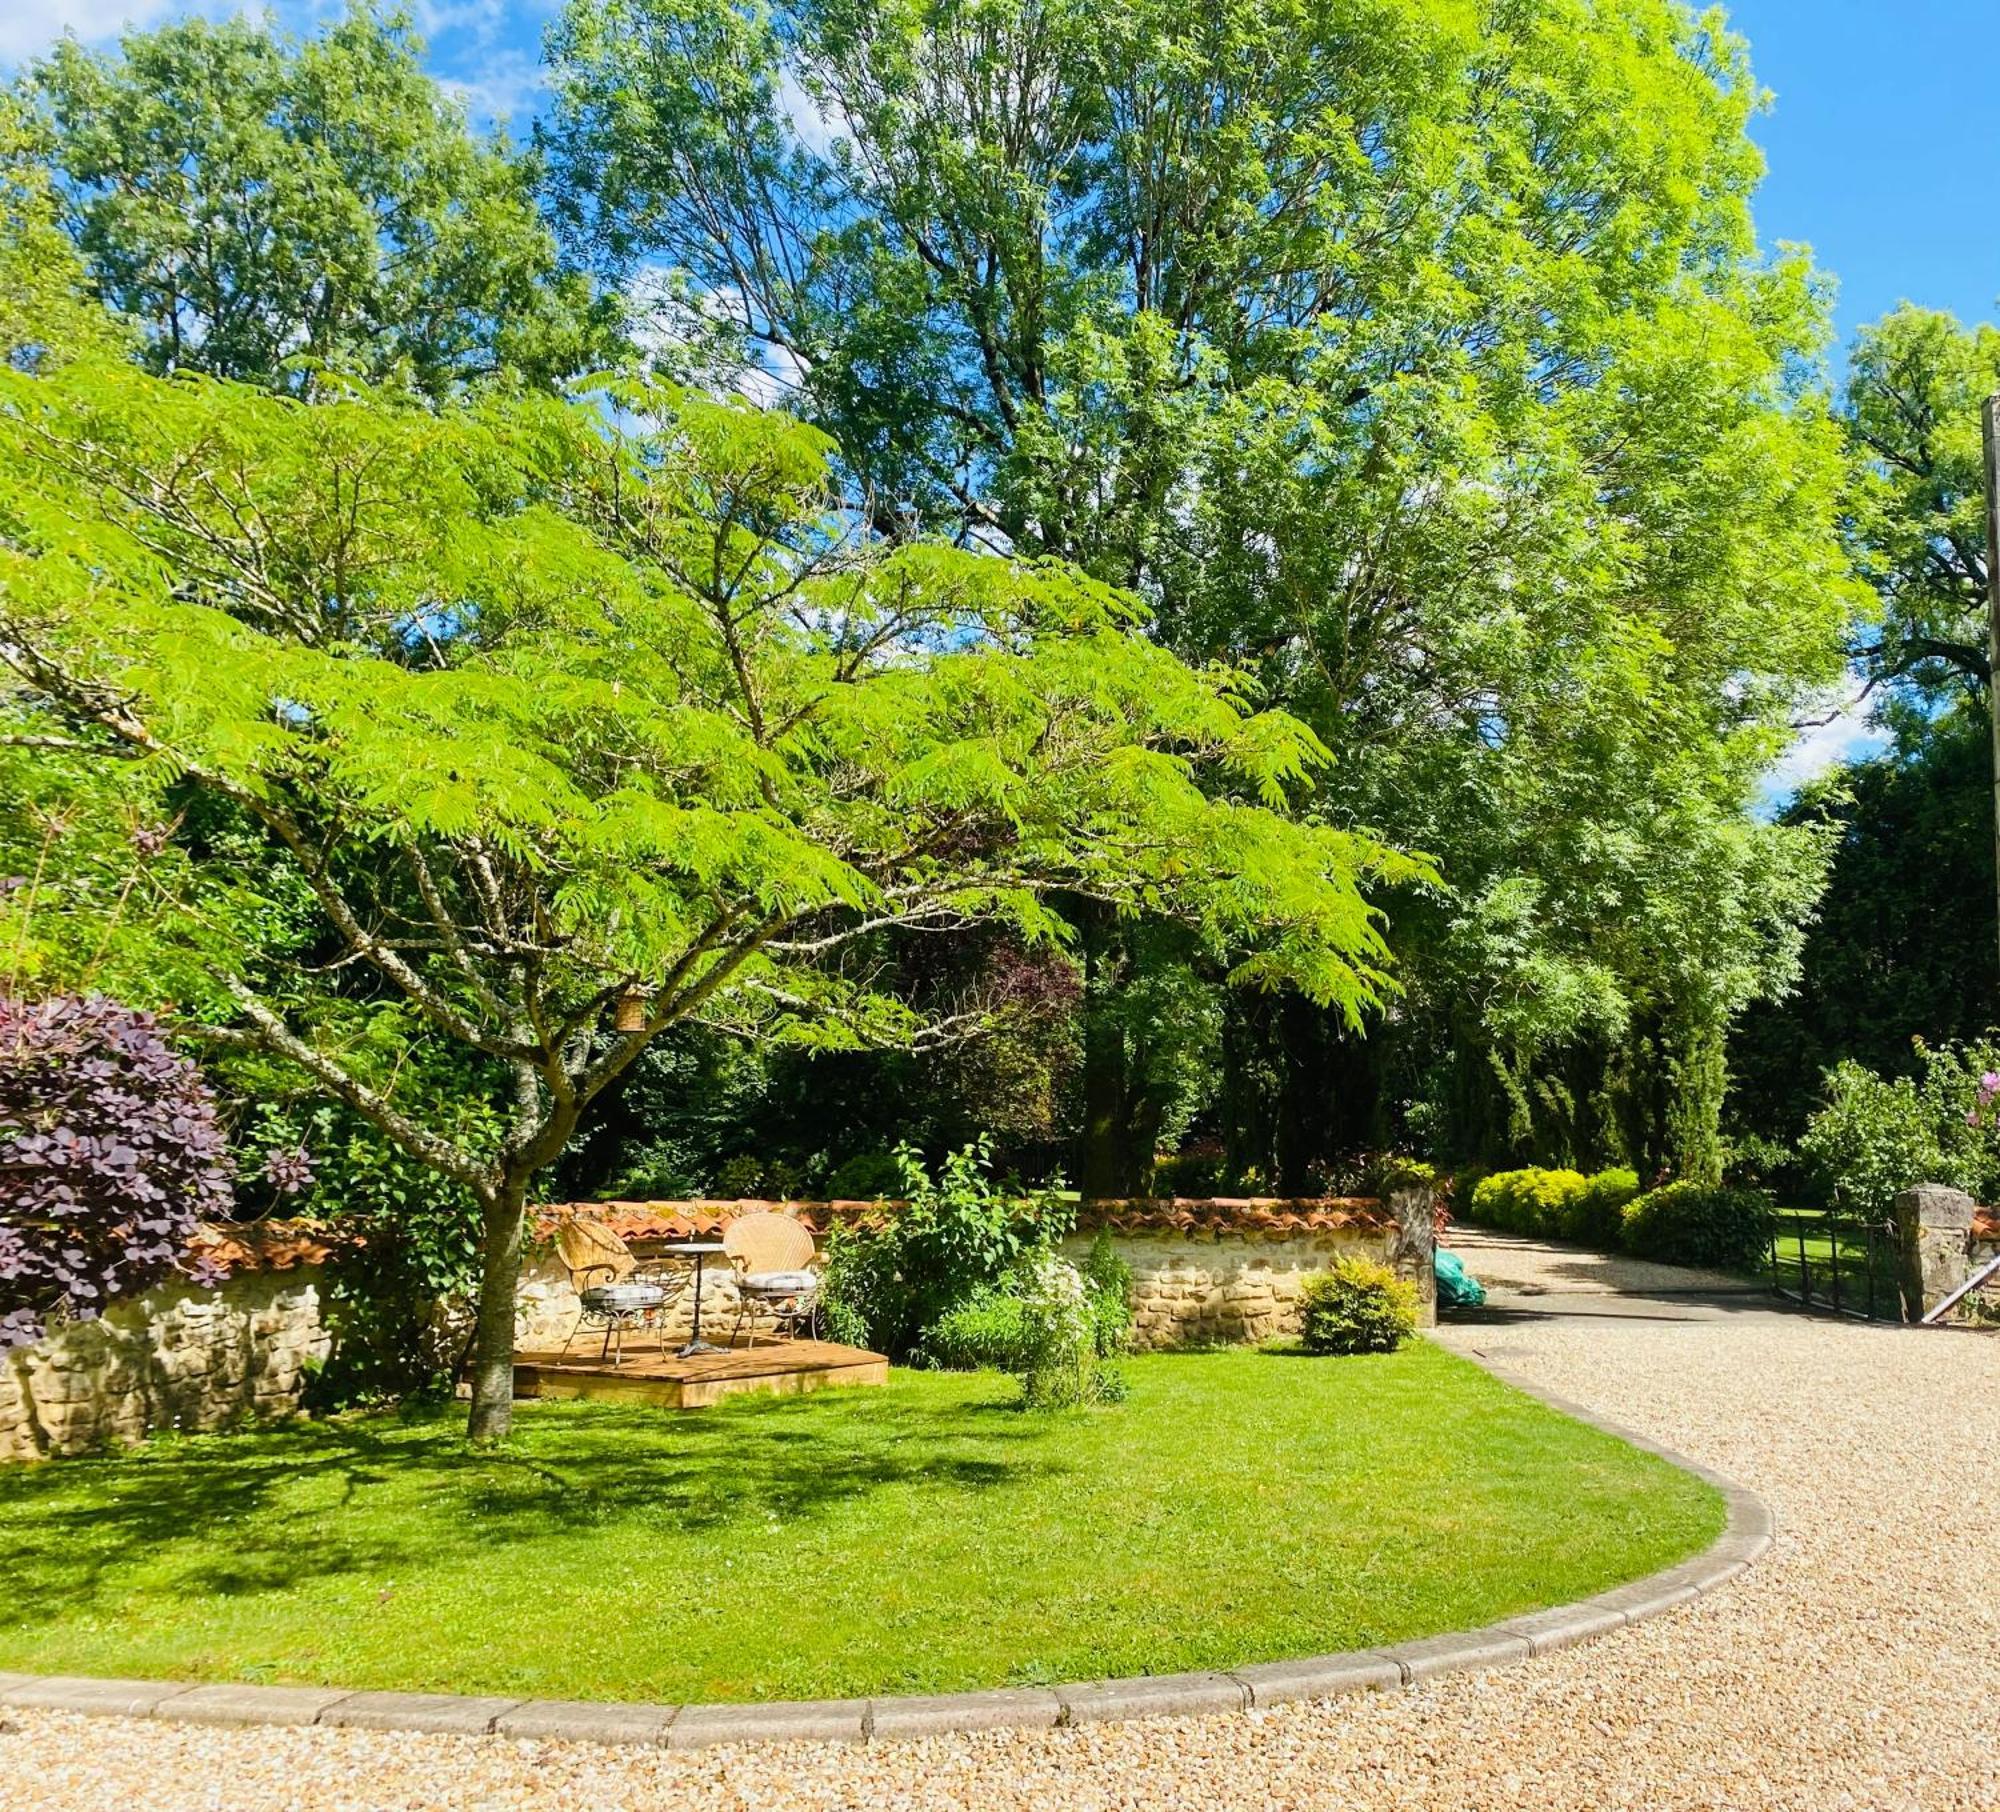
[6, 1235, 1999, 1812]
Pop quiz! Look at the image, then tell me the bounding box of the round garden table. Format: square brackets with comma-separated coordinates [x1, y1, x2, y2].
[656, 1239, 728, 1357]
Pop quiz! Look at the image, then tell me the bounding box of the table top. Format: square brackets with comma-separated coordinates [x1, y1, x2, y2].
[654, 1239, 727, 1254]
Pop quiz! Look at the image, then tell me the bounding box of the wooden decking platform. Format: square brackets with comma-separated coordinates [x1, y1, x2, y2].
[513, 1336, 889, 1410]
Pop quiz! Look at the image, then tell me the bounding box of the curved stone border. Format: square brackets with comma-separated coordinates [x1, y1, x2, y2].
[0, 1355, 1771, 1748]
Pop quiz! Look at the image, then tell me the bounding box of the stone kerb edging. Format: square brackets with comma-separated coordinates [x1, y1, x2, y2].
[0, 1357, 1773, 1748]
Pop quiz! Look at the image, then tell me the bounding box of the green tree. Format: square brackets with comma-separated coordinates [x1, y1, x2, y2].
[0, 265, 1422, 1439]
[543, 0, 1859, 1181]
[1727, 306, 2000, 1149]
[18, 5, 618, 396]
[1841, 306, 2000, 709]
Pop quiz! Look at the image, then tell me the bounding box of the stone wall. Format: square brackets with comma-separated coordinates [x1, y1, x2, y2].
[2, 1195, 1436, 1460]
[524, 1193, 1436, 1354]
[1065, 1226, 1405, 1351]
[0, 1267, 329, 1462]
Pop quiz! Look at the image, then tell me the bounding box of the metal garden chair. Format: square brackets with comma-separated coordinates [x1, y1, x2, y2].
[554, 1216, 689, 1365]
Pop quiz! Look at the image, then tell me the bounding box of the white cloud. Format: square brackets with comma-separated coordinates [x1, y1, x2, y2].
[775, 65, 843, 156]
[437, 46, 546, 128]
[0, 0, 177, 60]
[1762, 694, 1889, 802]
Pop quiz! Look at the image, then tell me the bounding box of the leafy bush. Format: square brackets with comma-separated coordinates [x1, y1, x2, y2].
[244, 1097, 497, 1406]
[0, 994, 230, 1348]
[1150, 1143, 1224, 1197]
[1797, 1040, 2000, 1220]
[1619, 1182, 1776, 1271]
[916, 1285, 1029, 1370]
[916, 1227, 1130, 1375]
[599, 1138, 706, 1200]
[1469, 1166, 1637, 1246]
[816, 1139, 1072, 1358]
[713, 1153, 803, 1199]
[1297, 1257, 1421, 1355]
[1079, 1226, 1133, 1356]
[1014, 1255, 1125, 1407]
[1469, 1167, 1587, 1236]
[1562, 1168, 1640, 1246]
[825, 1150, 904, 1200]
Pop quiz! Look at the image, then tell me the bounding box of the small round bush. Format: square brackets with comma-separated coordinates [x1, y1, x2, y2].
[0, 993, 231, 1348]
[1619, 1182, 1776, 1271]
[1297, 1257, 1421, 1355]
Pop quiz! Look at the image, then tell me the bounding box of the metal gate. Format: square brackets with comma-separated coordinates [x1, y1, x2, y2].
[1768, 1213, 1905, 1321]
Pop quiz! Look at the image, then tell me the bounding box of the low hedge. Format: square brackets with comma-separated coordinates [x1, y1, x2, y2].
[1618, 1182, 1776, 1272]
[1469, 1167, 1589, 1237]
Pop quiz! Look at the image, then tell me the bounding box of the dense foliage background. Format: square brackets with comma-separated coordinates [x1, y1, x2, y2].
[5, 0, 2000, 1331]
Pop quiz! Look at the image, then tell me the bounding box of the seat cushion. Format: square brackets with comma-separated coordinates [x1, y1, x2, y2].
[738, 1270, 818, 1296]
[581, 1282, 668, 1312]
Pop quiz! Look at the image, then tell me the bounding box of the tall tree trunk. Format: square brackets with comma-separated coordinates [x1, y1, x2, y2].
[464, 1172, 529, 1444]
[1078, 907, 1127, 1199]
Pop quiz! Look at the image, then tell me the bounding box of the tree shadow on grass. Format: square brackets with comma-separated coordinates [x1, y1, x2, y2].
[0, 1384, 1066, 1632]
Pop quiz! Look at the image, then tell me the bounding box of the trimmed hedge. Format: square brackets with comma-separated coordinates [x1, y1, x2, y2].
[1618, 1183, 1775, 1272]
[1564, 1167, 1640, 1246]
[1469, 1168, 1589, 1237]
[1462, 1164, 1643, 1250]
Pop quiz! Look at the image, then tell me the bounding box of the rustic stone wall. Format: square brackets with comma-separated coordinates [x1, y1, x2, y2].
[518, 1201, 1434, 1354]
[0, 1268, 329, 1462]
[2, 1196, 1437, 1461]
[1062, 1225, 1407, 1351]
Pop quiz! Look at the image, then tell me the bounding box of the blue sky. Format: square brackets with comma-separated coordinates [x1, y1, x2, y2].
[1733, 0, 2000, 351]
[7, 0, 1993, 789]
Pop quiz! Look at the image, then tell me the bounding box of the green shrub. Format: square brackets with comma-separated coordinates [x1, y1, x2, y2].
[1297, 1257, 1421, 1355]
[1150, 1144, 1224, 1197]
[1079, 1226, 1133, 1357]
[815, 1139, 1072, 1358]
[1469, 1168, 1588, 1237]
[1562, 1168, 1641, 1246]
[1619, 1182, 1776, 1271]
[825, 1150, 905, 1200]
[917, 1286, 1029, 1370]
[1014, 1256, 1125, 1408]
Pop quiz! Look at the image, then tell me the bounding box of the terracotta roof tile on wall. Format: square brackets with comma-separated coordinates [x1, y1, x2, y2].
[531, 1196, 1392, 1243]
[191, 1221, 344, 1275]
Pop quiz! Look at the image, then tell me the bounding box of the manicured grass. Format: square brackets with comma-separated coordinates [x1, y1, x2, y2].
[0, 1345, 1722, 1703]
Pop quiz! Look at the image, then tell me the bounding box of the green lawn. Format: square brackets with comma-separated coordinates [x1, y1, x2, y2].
[0, 1344, 1721, 1703]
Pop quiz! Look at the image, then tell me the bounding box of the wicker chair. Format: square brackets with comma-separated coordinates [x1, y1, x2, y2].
[723, 1212, 821, 1347]
[555, 1217, 688, 1365]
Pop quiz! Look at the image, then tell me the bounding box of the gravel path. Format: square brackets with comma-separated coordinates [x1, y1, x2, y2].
[6, 1243, 1999, 1812]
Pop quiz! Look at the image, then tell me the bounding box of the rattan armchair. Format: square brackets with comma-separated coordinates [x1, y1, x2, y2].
[554, 1217, 689, 1364]
[723, 1212, 821, 1346]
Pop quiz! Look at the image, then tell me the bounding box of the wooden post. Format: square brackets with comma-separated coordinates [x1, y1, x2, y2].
[1983, 395, 2000, 987]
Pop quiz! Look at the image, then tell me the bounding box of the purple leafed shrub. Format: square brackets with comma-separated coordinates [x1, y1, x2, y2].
[0, 994, 232, 1348]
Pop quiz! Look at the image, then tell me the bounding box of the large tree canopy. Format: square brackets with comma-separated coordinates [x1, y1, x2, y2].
[542, 0, 1858, 1183]
[17, 4, 620, 396]
[0, 220, 1420, 1432]
[1841, 305, 2000, 712]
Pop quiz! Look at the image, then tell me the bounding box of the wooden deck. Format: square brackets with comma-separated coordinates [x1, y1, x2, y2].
[512, 1336, 889, 1410]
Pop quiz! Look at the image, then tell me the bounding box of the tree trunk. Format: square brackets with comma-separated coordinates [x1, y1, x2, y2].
[464, 1173, 529, 1444]
[1078, 908, 1128, 1200]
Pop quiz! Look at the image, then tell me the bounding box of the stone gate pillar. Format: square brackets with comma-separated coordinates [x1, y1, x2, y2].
[1893, 1184, 1975, 1321]
[1387, 1183, 1438, 1327]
